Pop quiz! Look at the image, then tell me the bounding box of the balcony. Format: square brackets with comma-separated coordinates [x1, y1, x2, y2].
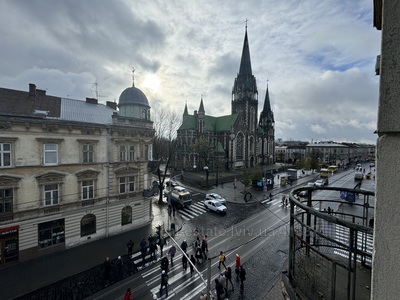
[285, 186, 374, 300]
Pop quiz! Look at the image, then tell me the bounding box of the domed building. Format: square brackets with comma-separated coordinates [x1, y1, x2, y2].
[118, 76, 151, 120]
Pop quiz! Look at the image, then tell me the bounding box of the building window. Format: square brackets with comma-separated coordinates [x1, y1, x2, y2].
[82, 144, 94, 163]
[0, 189, 12, 214]
[121, 206, 132, 225]
[144, 145, 149, 160]
[129, 145, 135, 161]
[81, 214, 96, 237]
[119, 176, 136, 194]
[120, 145, 127, 161]
[0, 143, 11, 167]
[44, 143, 58, 165]
[82, 180, 94, 200]
[38, 219, 65, 248]
[44, 184, 59, 206]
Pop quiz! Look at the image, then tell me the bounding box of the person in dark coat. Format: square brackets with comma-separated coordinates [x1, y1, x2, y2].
[161, 256, 169, 273]
[239, 265, 246, 290]
[201, 239, 207, 259]
[190, 254, 196, 277]
[181, 240, 188, 253]
[159, 270, 169, 297]
[127, 240, 134, 256]
[225, 266, 234, 292]
[215, 278, 224, 300]
[168, 245, 176, 266]
[158, 237, 164, 256]
[182, 254, 188, 271]
[140, 239, 147, 265]
[103, 257, 112, 287]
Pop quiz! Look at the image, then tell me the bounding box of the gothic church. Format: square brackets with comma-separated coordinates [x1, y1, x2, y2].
[176, 27, 275, 172]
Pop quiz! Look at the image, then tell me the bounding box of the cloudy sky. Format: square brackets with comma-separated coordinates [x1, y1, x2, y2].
[0, 0, 380, 144]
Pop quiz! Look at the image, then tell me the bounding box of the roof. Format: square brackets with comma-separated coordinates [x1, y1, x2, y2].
[179, 113, 239, 132]
[119, 86, 149, 107]
[60, 98, 116, 124]
[0, 87, 61, 118]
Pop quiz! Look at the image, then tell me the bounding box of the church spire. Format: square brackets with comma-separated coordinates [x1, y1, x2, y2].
[199, 95, 205, 113]
[238, 26, 253, 77]
[259, 83, 275, 126]
[183, 101, 188, 116]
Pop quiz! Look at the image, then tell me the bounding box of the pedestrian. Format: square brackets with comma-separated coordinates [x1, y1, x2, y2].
[103, 256, 112, 287]
[235, 254, 241, 279]
[168, 204, 172, 217]
[282, 195, 285, 206]
[168, 244, 176, 266]
[117, 255, 123, 279]
[190, 254, 196, 277]
[140, 239, 147, 265]
[225, 266, 234, 292]
[215, 278, 224, 300]
[161, 256, 169, 273]
[181, 239, 188, 253]
[203, 235, 208, 251]
[285, 197, 288, 207]
[239, 265, 246, 290]
[218, 251, 227, 270]
[182, 254, 188, 271]
[172, 204, 176, 217]
[127, 239, 134, 256]
[269, 192, 272, 200]
[158, 237, 164, 256]
[123, 288, 132, 300]
[201, 239, 207, 259]
[159, 270, 169, 297]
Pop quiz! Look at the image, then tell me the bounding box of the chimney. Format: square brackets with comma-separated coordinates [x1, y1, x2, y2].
[85, 98, 98, 104]
[29, 83, 36, 98]
[106, 101, 117, 110]
[36, 89, 46, 96]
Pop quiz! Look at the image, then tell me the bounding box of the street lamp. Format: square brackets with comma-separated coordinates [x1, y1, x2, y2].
[204, 166, 209, 190]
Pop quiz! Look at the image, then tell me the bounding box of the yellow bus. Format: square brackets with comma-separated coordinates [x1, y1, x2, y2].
[327, 165, 338, 173]
[320, 168, 329, 178]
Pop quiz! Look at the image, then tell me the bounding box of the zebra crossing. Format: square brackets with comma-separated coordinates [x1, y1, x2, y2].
[178, 202, 208, 221]
[333, 225, 373, 265]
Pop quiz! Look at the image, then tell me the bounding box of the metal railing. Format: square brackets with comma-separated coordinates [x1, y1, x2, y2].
[287, 186, 374, 300]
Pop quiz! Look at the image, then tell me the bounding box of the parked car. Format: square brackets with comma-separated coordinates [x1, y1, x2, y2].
[314, 179, 325, 187]
[205, 193, 226, 204]
[166, 181, 179, 189]
[204, 199, 227, 214]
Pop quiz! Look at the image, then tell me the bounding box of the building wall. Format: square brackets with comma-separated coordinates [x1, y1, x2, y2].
[372, 1, 400, 298]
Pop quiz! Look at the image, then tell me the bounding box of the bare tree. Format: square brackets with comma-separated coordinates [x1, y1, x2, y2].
[152, 107, 181, 204]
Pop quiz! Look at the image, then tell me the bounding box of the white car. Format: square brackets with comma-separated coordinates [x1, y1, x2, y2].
[314, 179, 325, 187]
[204, 199, 227, 214]
[205, 193, 226, 204]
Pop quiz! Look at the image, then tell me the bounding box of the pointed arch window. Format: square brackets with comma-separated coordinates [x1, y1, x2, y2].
[236, 133, 244, 160]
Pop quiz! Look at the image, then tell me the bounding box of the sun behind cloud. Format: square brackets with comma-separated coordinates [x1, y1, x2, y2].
[143, 73, 160, 93]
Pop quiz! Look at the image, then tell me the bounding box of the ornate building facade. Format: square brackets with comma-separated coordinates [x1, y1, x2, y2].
[0, 80, 154, 265]
[176, 28, 275, 172]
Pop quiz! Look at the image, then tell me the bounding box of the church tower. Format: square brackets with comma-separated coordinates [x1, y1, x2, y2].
[259, 84, 275, 164]
[231, 26, 258, 134]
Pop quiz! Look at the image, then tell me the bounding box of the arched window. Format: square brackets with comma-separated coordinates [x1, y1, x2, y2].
[236, 133, 244, 160]
[122, 206, 132, 225]
[81, 214, 96, 237]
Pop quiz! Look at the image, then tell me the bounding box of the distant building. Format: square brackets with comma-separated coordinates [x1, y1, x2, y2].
[175, 27, 275, 172]
[0, 79, 154, 265]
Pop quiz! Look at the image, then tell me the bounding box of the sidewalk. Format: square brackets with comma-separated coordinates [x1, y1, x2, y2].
[0, 199, 184, 300]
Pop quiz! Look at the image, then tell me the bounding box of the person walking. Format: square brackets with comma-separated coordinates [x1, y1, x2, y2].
[201, 239, 207, 259]
[182, 254, 188, 271]
[239, 265, 246, 290]
[159, 270, 169, 297]
[225, 266, 234, 292]
[235, 254, 241, 279]
[203, 235, 208, 252]
[215, 278, 224, 300]
[140, 239, 147, 266]
[127, 240, 134, 256]
[103, 257, 112, 287]
[218, 251, 227, 270]
[123, 288, 132, 300]
[190, 254, 196, 277]
[117, 255, 123, 279]
[158, 237, 164, 256]
[181, 240, 188, 253]
[161, 256, 169, 273]
[168, 244, 176, 266]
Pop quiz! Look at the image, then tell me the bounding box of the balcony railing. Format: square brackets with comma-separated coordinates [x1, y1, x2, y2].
[286, 186, 374, 300]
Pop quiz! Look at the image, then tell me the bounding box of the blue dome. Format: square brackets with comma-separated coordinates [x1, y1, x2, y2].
[119, 86, 149, 107]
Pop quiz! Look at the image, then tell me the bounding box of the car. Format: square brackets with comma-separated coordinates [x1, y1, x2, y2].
[205, 193, 226, 204]
[166, 181, 179, 189]
[314, 179, 325, 187]
[297, 190, 309, 197]
[204, 199, 227, 214]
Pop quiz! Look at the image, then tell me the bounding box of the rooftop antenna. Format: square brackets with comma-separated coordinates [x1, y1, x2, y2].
[132, 67, 135, 87]
[245, 18, 249, 29]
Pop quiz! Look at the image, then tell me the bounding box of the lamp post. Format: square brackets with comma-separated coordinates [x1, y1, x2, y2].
[230, 133, 235, 170]
[204, 166, 209, 190]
